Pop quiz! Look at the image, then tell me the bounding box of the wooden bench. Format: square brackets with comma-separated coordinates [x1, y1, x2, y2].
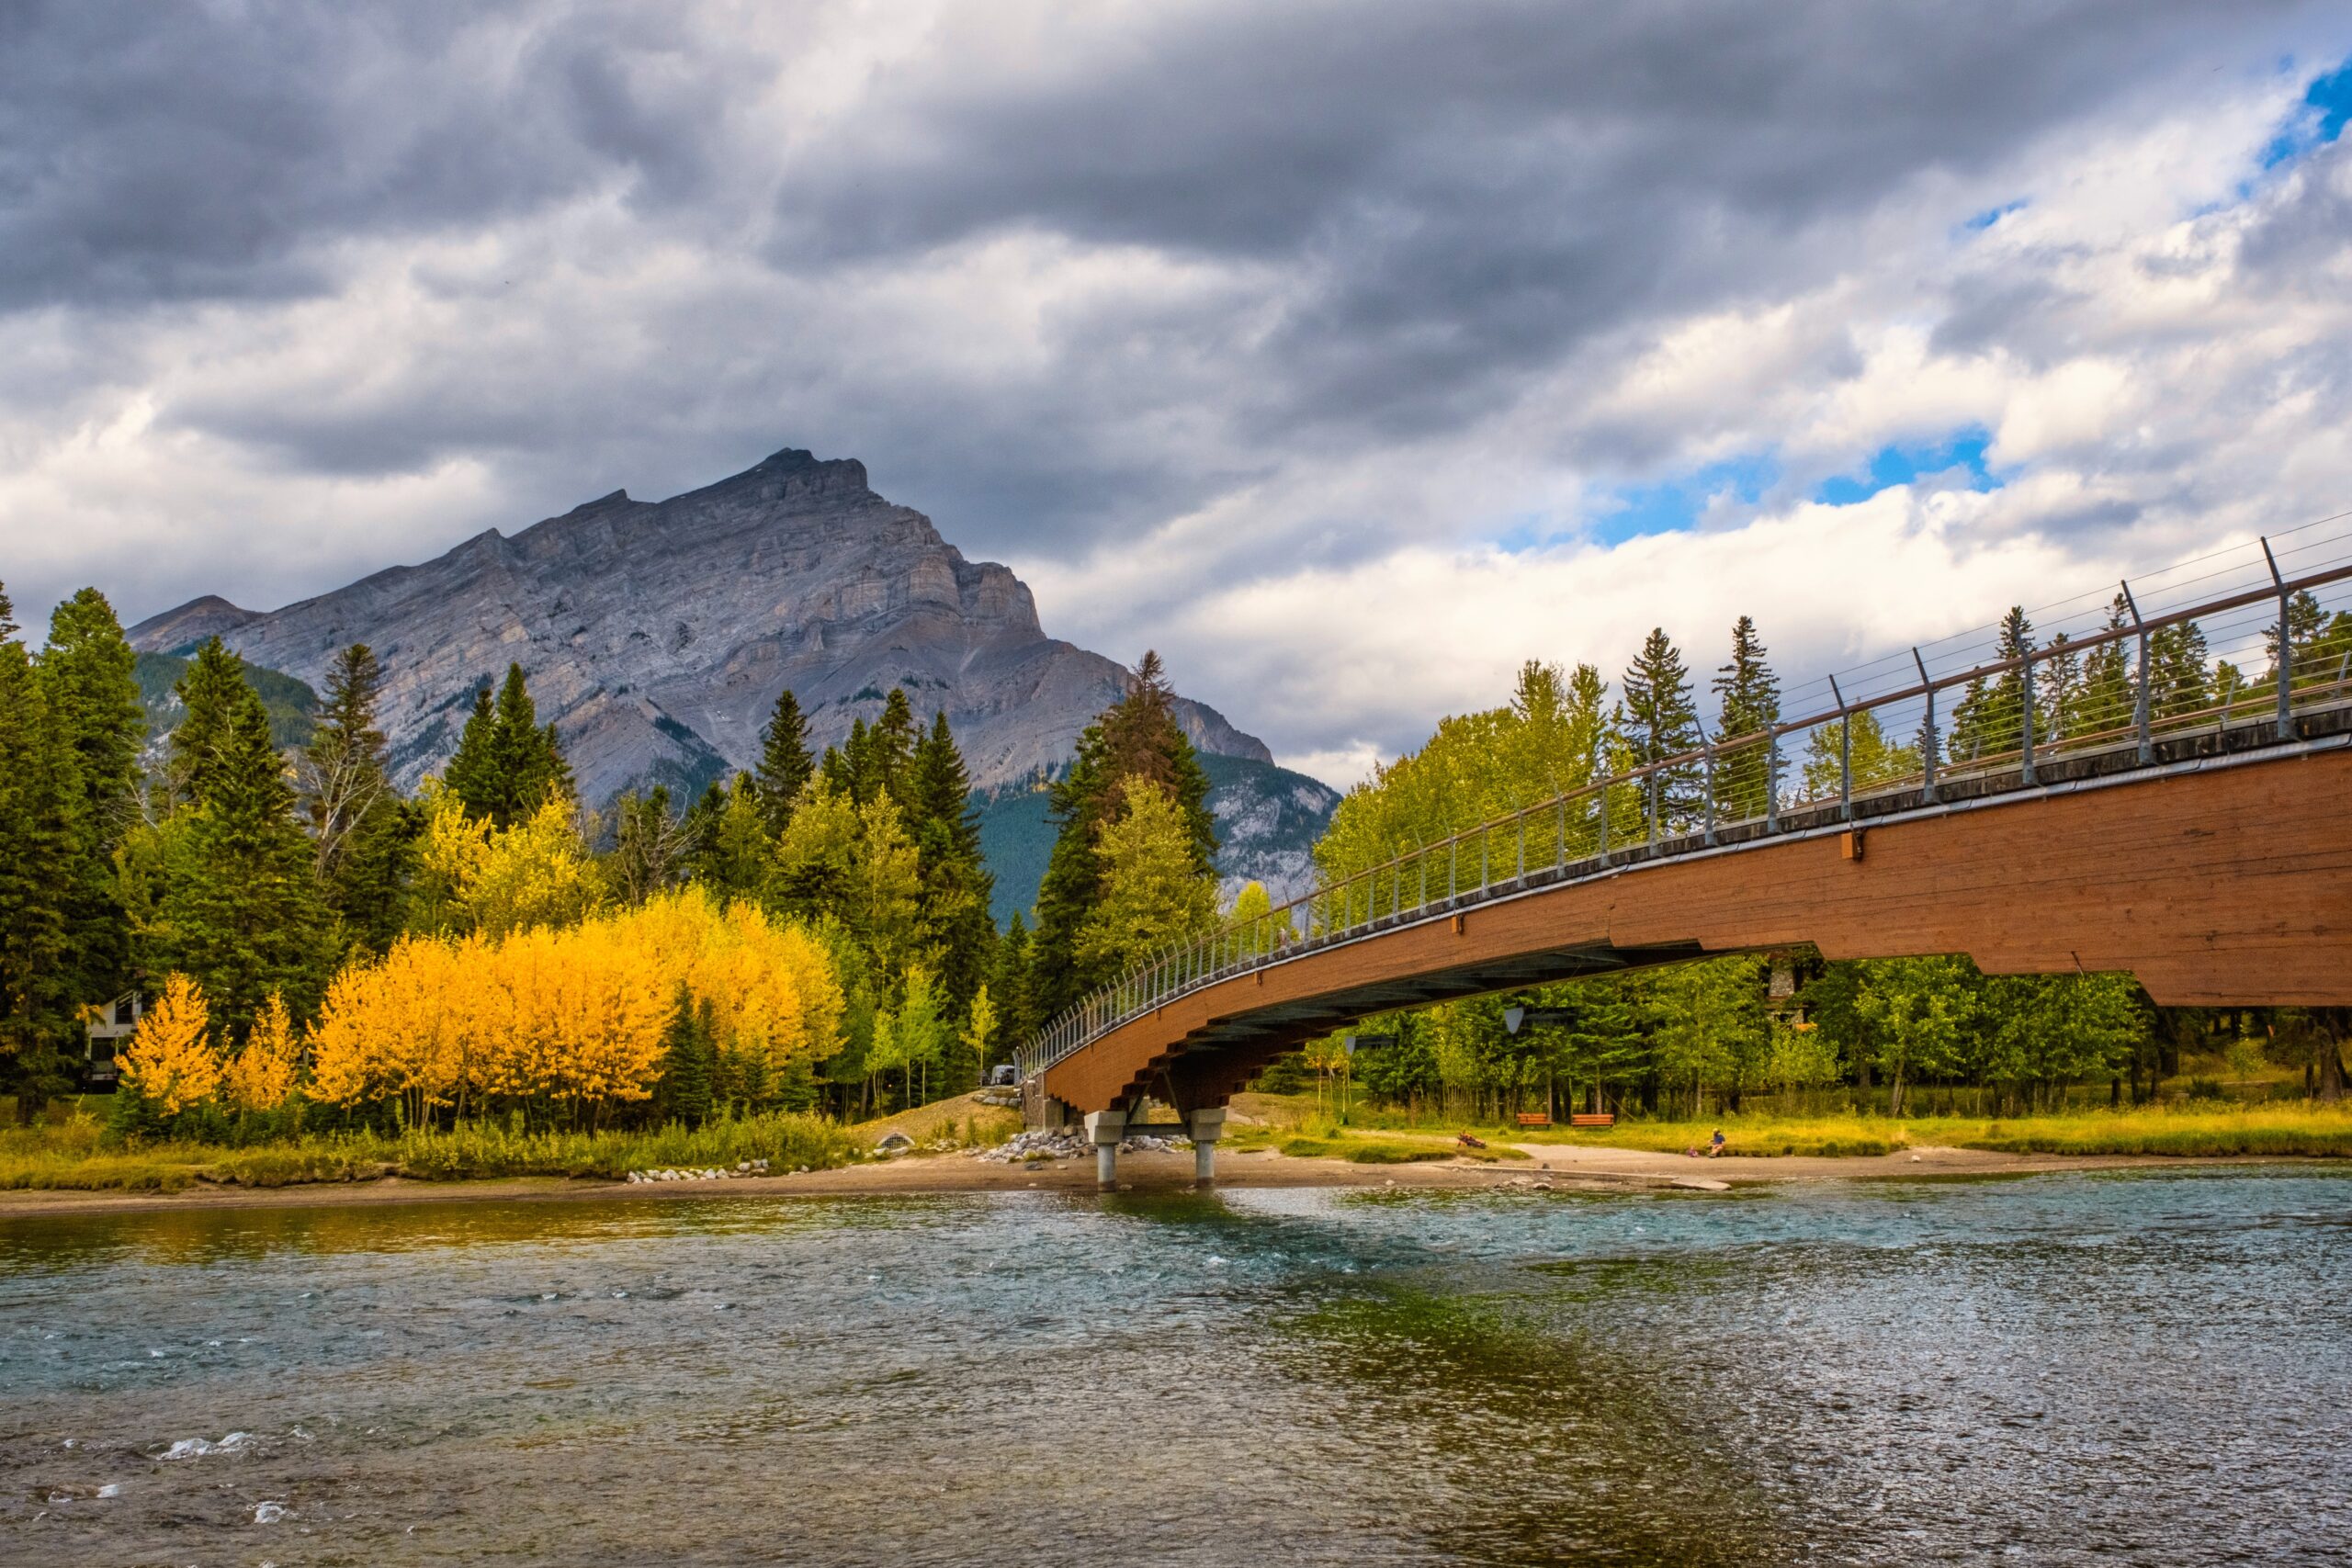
[1569, 1112, 1616, 1129]
[1515, 1112, 1552, 1129]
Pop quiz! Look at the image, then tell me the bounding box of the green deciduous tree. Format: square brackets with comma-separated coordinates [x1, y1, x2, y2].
[1073, 779, 1217, 978]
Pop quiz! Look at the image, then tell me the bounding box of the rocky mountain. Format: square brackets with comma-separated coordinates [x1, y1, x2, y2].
[128, 448, 1273, 804]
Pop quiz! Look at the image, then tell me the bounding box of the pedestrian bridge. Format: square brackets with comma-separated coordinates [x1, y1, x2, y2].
[1019, 549, 2352, 1183]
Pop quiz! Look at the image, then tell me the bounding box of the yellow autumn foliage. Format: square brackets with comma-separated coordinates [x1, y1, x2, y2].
[119, 972, 220, 1114]
[308, 887, 841, 1117]
[414, 785, 603, 938]
[223, 990, 300, 1111]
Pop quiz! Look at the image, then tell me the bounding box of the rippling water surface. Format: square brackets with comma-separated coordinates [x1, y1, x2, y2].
[3, 1169, 2348, 1565]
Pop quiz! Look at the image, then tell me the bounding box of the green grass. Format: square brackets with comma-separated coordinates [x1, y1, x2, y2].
[0, 1112, 861, 1193]
[1231, 1091, 2352, 1161]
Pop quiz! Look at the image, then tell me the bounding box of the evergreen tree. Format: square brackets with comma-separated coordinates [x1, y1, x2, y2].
[34, 588, 144, 1010]
[653, 982, 716, 1127]
[868, 688, 920, 806]
[909, 711, 996, 1010]
[2146, 618, 2211, 722]
[754, 687, 814, 836]
[165, 637, 254, 809]
[302, 643, 413, 950]
[160, 681, 333, 1038]
[1951, 606, 2034, 761]
[1031, 652, 1218, 1017]
[2077, 595, 2136, 741]
[445, 664, 571, 827]
[1619, 627, 1703, 831]
[0, 588, 83, 1118]
[1072, 780, 1216, 978]
[989, 913, 1040, 1058]
[1710, 615, 1780, 821]
[2038, 631, 2085, 743]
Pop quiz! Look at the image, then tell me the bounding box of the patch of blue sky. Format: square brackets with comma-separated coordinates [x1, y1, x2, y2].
[2259, 55, 2351, 169]
[1582, 451, 1781, 547]
[1812, 427, 1997, 507]
[1962, 199, 2027, 232]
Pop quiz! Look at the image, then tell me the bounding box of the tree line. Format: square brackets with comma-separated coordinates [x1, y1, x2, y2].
[0, 579, 1228, 1134]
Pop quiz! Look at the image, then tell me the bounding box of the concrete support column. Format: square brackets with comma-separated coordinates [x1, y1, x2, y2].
[1188, 1107, 1227, 1187]
[1084, 1110, 1126, 1190]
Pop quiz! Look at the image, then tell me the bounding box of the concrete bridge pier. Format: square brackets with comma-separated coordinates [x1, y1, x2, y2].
[1084, 1109, 1125, 1190]
[1189, 1107, 1227, 1186]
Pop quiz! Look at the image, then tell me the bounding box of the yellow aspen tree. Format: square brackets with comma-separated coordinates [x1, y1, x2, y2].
[119, 973, 221, 1114]
[223, 989, 299, 1111]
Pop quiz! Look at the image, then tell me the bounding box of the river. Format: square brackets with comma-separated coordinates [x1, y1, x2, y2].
[3, 1169, 2346, 1565]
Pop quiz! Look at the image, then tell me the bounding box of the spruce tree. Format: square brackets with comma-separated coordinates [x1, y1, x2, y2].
[445, 664, 572, 827]
[34, 589, 144, 1010]
[166, 637, 253, 810]
[868, 688, 920, 806]
[162, 681, 333, 1038]
[2147, 619, 2212, 721]
[754, 687, 814, 836]
[2077, 595, 2135, 741]
[909, 711, 996, 1010]
[990, 913, 1040, 1058]
[654, 982, 716, 1127]
[0, 588, 84, 1118]
[1951, 607, 2034, 761]
[1620, 628, 1703, 830]
[1710, 615, 1780, 821]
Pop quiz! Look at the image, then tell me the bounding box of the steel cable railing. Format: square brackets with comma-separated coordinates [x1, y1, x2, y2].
[1017, 534, 2352, 1081]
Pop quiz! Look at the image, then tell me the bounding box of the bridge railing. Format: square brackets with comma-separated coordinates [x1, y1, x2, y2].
[1018, 536, 2352, 1082]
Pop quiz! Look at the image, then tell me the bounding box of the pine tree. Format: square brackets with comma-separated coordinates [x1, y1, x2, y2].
[445, 664, 572, 827]
[160, 680, 334, 1039]
[989, 913, 1040, 1058]
[755, 687, 814, 836]
[2147, 618, 2211, 722]
[1710, 615, 1780, 821]
[34, 588, 144, 1011]
[2077, 595, 2135, 742]
[302, 643, 414, 950]
[868, 689, 920, 807]
[654, 982, 716, 1127]
[1951, 606, 2035, 761]
[2038, 631, 2085, 743]
[693, 773, 774, 904]
[1620, 628, 1703, 831]
[166, 637, 253, 810]
[909, 711, 996, 1010]
[1031, 652, 1219, 1017]
[0, 587, 83, 1118]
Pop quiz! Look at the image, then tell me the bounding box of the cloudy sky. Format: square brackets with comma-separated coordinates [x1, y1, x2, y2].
[4, 1, 2349, 783]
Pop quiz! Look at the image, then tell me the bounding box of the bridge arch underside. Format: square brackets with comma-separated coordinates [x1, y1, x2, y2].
[1041, 742, 2352, 1118]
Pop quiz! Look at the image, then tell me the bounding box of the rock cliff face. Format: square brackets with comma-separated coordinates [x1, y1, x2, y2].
[129, 448, 1272, 802]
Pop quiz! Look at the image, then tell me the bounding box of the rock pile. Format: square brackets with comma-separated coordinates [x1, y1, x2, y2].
[627, 1160, 770, 1183]
[973, 1130, 1193, 1163]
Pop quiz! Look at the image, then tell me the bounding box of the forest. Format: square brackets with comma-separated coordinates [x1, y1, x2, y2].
[0, 577, 2346, 1155]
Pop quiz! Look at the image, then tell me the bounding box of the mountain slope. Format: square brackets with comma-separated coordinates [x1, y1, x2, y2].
[129, 447, 1272, 804]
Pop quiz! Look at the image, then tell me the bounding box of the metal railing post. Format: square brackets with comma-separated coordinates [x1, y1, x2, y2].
[1515, 814, 1526, 880]
[2020, 651, 2036, 785]
[1598, 788, 1610, 866]
[2120, 581, 2152, 763]
[1449, 839, 1458, 904]
[1829, 675, 1852, 820]
[1555, 799, 1566, 870]
[1700, 726, 1716, 846]
[1765, 731, 1779, 833]
[2262, 536, 2293, 739]
[1913, 649, 1937, 804]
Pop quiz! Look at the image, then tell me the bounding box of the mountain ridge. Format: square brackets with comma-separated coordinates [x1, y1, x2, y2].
[129, 447, 1274, 805]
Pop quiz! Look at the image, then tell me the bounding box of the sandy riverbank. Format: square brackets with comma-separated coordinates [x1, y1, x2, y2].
[0, 1140, 2245, 1220]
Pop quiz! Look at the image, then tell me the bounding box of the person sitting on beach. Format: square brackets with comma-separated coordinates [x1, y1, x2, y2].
[1707, 1128, 1726, 1157]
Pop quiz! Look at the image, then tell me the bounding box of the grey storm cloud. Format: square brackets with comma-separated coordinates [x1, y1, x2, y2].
[1, 0, 2346, 772]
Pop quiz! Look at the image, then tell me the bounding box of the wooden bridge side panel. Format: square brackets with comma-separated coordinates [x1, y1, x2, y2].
[1044, 750, 2352, 1113]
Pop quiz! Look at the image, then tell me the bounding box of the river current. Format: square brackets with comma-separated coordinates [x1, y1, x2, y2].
[2, 1169, 2346, 1566]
